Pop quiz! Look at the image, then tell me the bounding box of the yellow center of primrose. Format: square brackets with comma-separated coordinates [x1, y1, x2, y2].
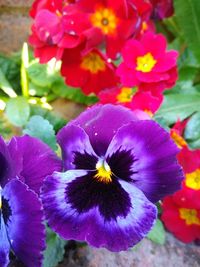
[142, 21, 148, 32]
[179, 208, 200, 225]
[186, 169, 200, 190]
[170, 131, 187, 149]
[136, 53, 157, 73]
[144, 109, 153, 117]
[117, 87, 133, 103]
[81, 52, 106, 74]
[90, 7, 118, 35]
[94, 159, 112, 184]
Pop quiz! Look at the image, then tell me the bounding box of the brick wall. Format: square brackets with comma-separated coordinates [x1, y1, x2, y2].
[0, 0, 34, 54]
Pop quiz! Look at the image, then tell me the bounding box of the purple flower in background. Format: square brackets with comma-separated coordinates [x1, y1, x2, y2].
[0, 135, 62, 266]
[41, 104, 183, 251]
[2, 135, 62, 194]
[0, 180, 45, 267]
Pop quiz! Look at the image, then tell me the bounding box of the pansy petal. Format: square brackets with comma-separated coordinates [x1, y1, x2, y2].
[0, 136, 19, 187]
[57, 125, 98, 170]
[0, 215, 10, 267]
[69, 104, 138, 155]
[106, 120, 184, 203]
[8, 135, 62, 194]
[41, 171, 157, 251]
[2, 179, 45, 267]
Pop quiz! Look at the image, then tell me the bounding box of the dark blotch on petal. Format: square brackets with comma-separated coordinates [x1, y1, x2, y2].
[66, 174, 131, 221]
[73, 151, 98, 170]
[0, 153, 8, 180]
[107, 149, 138, 182]
[2, 197, 12, 225]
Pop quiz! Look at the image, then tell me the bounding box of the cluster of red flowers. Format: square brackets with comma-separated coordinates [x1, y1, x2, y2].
[29, 0, 176, 116]
[162, 120, 200, 243]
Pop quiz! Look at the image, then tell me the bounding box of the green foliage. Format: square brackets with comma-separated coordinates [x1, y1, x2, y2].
[147, 219, 166, 245]
[27, 61, 57, 89]
[23, 115, 57, 150]
[155, 94, 200, 125]
[0, 112, 13, 140]
[0, 68, 17, 98]
[52, 78, 98, 105]
[0, 54, 21, 92]
[43, 228, 66, 267]
[184, 112, 200, 149]
[30, 105, 67, 132]
[27, 60, 98, 105]
[6, 97, 30, 127]
[174, 0, 200, 63]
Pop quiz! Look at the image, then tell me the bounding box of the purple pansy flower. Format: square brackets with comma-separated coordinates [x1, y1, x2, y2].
[4, 135, 62, 194]
[0, 180, 45, 267]
[0, 135, 62, 266]
[41, 104, 183, 251]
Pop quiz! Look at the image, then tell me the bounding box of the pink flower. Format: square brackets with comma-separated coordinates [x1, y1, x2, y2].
[117, 32, 178, 95]
[29, 0, 100, 63]
[98, 86, 163, 115]
[73, 0, 140, 59]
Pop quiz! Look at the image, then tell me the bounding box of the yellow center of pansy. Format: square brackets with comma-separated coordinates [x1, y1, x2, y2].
[94, 160, 112, 184]
[136, 53, 157, 73]
[81, 52, 106, 74]
[170, 131, 187, 149]
[90, 7, 118, 35]
[186, 169, 200, 190]
[117, 87, 133, 103]
[179, 208, 200, 226]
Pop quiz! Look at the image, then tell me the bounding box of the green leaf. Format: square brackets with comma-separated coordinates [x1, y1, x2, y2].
[0, 68, 17, 98]
[21, 43, 29, 97]
[0, 112, 13, 140]
[184, 112, 200, 148]
[23, 115, 57, 150]
[29, 82, 50, 96]
[174, 0, 200, 63]
[52, 78, 98, 105]
[187, 139, 200, 149]
[162, 17, 182, 37]
[155, 94, 200, 125]
[153, 116, 170, 131]
[147, 219, 166, 245]
[27, 61, 56, 88]
[6, 97, 30, 127]
[43, 228, 66, 267]
[0, 54, 21, 92]
[30, 105, 67, 132]
[178, 67, 197, 84]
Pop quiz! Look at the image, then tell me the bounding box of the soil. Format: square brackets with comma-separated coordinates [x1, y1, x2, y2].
[57, 234, 200, 267]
